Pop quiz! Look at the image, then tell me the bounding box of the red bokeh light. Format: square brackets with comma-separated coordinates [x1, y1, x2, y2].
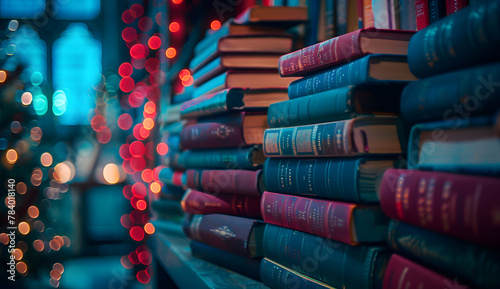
[138, 17, 153, 32]
[142, 169, 153, 183]
[121, 255, 134, 269]
[130, 4, 144, 18]
[119, 144, 132, 160]
[179, 69, 190, 80]
[145, 58, 160, 73]
[130, 44, 148, 59]
[122, 27, 137, 42]
[149, 70, 166, 86]
[157, 143, 169, 155]
[136, 270, 150, 284]
[146, 85, 160, 102]
[155, 12, 164, 25]
[120, 214, 134, 228]
[128, 92, 145, 108]
[117, 113, 133, 131]
[144, 101, 156, 114]
[138, 251, 152, 265]
[118, 62, 133, 77]
[132, 183, 147, 198]
[136, 199, 147, 211]
[211, 20, 221, 30]
[96, 127, 112, 144]
[129, 251, 140, 265]
[119, 77, 135, 92]
[169, 22, 180, 32]
[130, 156, 146, 171]
[131, 57, 146, 70]
[172, 0, 183, 4]
[122, 160, 135, 174]
[145, 141, 155, 160]
[130, 226, 145, 242]
[133, 124, 146, 140]
[181, 75, 193, 87]
[148, 36, 161, 50]
[123, 185, 133, 199]
[91, 114, 106, 132]
[140, 127, 150, 139]
[152, 166, 165, 182]
[166, 47, 176, 58]
[129, 141, 145, 157]
[122, 10, 135, 24]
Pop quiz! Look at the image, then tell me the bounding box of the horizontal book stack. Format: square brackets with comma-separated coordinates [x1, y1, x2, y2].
[258, 26, 417, 288]
[379, 1, 500, 288]
[157, 5, 308, 281]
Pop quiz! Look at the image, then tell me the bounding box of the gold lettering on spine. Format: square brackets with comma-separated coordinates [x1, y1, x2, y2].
[291, 127, 297, 156]
[312, 125, 319, 155]
[417, 178, 427, 226]
[425, 178, 436, 224]
[441, 181, 452, 232]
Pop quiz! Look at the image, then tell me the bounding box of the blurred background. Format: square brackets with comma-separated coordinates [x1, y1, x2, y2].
[0, 0, 260, 288]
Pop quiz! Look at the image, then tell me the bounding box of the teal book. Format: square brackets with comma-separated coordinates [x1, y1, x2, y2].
[407, 0, 500, 78]
[263, 225, 390, 289]
[260, 258, 337, 289]
[268, 84, 403, 128]
[177, 145, 265, 170]
[287, 54, 416, 99]
[388, 220, 500, 289]
[407, 115, 500, 176]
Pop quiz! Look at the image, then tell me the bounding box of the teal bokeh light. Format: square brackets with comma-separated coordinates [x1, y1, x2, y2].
[33, 94, 48, 115]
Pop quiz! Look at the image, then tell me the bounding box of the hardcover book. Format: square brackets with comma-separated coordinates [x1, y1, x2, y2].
[180, 88, 288, 119]
[185, 169, 263, 197]
[179, 112, 268, 149]
[184, 214, 266, 258]
[264, 157, 397, 203]
[268, 84, 403, 128]
[287, 54, 416, 99]
[181, 189, 261, 218]
[233, 6, 308, 25]
[263, 224, 390, 288]
[380, 168, 500, 246]
[278, 28, 414, 77]
[177, 145, 265, 170]
[263, 116, 403, 157]
[260, 191, 389, 245]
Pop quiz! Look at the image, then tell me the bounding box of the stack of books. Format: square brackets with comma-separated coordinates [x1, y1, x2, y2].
[259, 25, 416, 287]
[158, 5, 308, 281]
[378, 1, 500, 288]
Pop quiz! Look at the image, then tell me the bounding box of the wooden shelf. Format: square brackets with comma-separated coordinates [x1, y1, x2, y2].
[152, 227, 269, 289]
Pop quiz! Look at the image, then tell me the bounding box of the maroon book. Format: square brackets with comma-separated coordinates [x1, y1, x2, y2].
[445, 0, 468, 15]
[383, 254, 471, 289]
[415, 0, 430, 30]
[260, 191, 388, 245]
[183, 214, 265, 258]
[179, 112, 267, 149]
[278, 28, 414, 77]
[379, 168, 500, 247]
[181, 189, 261, 218]
[186, 169, 262, 196]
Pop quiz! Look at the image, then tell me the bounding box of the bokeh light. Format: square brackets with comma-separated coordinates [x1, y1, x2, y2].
[169, 22, 180, 32]
[148, 36, 161, 50]
[18, 222, 30, 235]
[211, 20, 221, 30]
[119, 62, 133, 77]
[0, 70, 6, 83]
[21, 92, 33, 105]
[103, 163, 120, 184]
[41, 152, 53, 167]
[33, 240, 44, 252]
[28, 206, 40, 218]
[118, 113, 133, 130]
[144, 223, 155, 234]
[166, 47, 176, 58]
[130, 226, 145, 241]
[6, 149, 18, 164]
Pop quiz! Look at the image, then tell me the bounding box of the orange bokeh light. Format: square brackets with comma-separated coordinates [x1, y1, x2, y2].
[211, 20, 221, 30]
[169, 22, 180, 32]
[166, 47, 176, 59]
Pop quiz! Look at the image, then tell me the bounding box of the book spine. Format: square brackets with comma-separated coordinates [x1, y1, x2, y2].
[158, 167, 185, 187]
[263, 224, 388, 288]
[400, 63, 500, 123]
[181, 189, 262, 218]
[190, 241, 262, 281]
[260, 191, 357, 245]
[263, 120, 351, 157]
[263, 158, 368, 203]
[180, 89, 230, 119]
[179, 114, 245, 149]
[363, 0, 375, 28]
[185, 169, 262, 196]
[287, 56, 370, 99]
[177, 146, 259, 170]
[260, 258, 337, 289]
[379, 168, 500, 246]
[336, 0, 348, 35]
[408, 1, 500, 78]
[278, 29, 362, 77]
[372, 0, 391, 29]
[268, 86, 353, 128]
[187, 214, 257, 257]
[415, 0, 430, 30]
[325, 0, 335, 39]
[388, 220, 500, 289]
[445, 0, 468, 15]
[383, 254, 471, 289]
[428, 0, 446, 23]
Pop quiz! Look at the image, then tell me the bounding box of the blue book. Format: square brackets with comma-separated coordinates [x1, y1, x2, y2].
[287, 54, 416, 99]
[408, 115, 500, 176]
[177, 146, 264, 170]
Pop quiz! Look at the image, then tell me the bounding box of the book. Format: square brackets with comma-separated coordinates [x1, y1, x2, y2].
[287, 54, 416, 99]
[383, 254, 471, 289]
[445, 0, 468, 15]
[193, 54, 283, 86]
[190, 35, 293, 73]
[233, 5, 308, 25]
[183, 214, 266, 258]
[400, 62, 500, 123]
[179, 112, 268, 149]
[177, 145, 265, 170]
[190, 241, 262, 281]
[151, 199, 184, 220]
[161, 120, 192, 135]
[398, 0, 417, 30]
[268, 84, 403, 128]
[408, 0, 500, 78]
[336, 0, 348, 35]
[362, 0, 375, 28]
[407, 115, 500, 176]
[181, 189, 262, 218]
[180, 88, 288, 119]
[263, 116, 403, 157]
[388, 220, 500, 289]
[162, 103, 182, 124]
[172, 86, 195, 104]
[185, 169, 263, 197]
[193, 70, 300, 99]
[278, 28, 414, 77]
[194, 20, 289, 56]
[415, 0, 430, 30]
[263, 157, 397, 203]
[428, 0, 446, 24]
[261, 191, 389, 245]
[372, 0, 397, 29]
[158, 167, 185, 188]
[379, 168, 500, 246]
[260, 258, 337, 289]
[263, 224, 390, 288]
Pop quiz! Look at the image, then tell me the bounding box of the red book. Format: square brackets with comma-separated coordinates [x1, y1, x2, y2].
[379, 169, 500, 247]
[415, 0, 430, 30]
[383, 254, 471, 289]
[181, 189, 261, 218]
[260, 191, 388, 245]
[186, 169, 262, 197]
[278, 28, 413, 77]
[445, 0, 468, 15]
[179, 112, 267, 149]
